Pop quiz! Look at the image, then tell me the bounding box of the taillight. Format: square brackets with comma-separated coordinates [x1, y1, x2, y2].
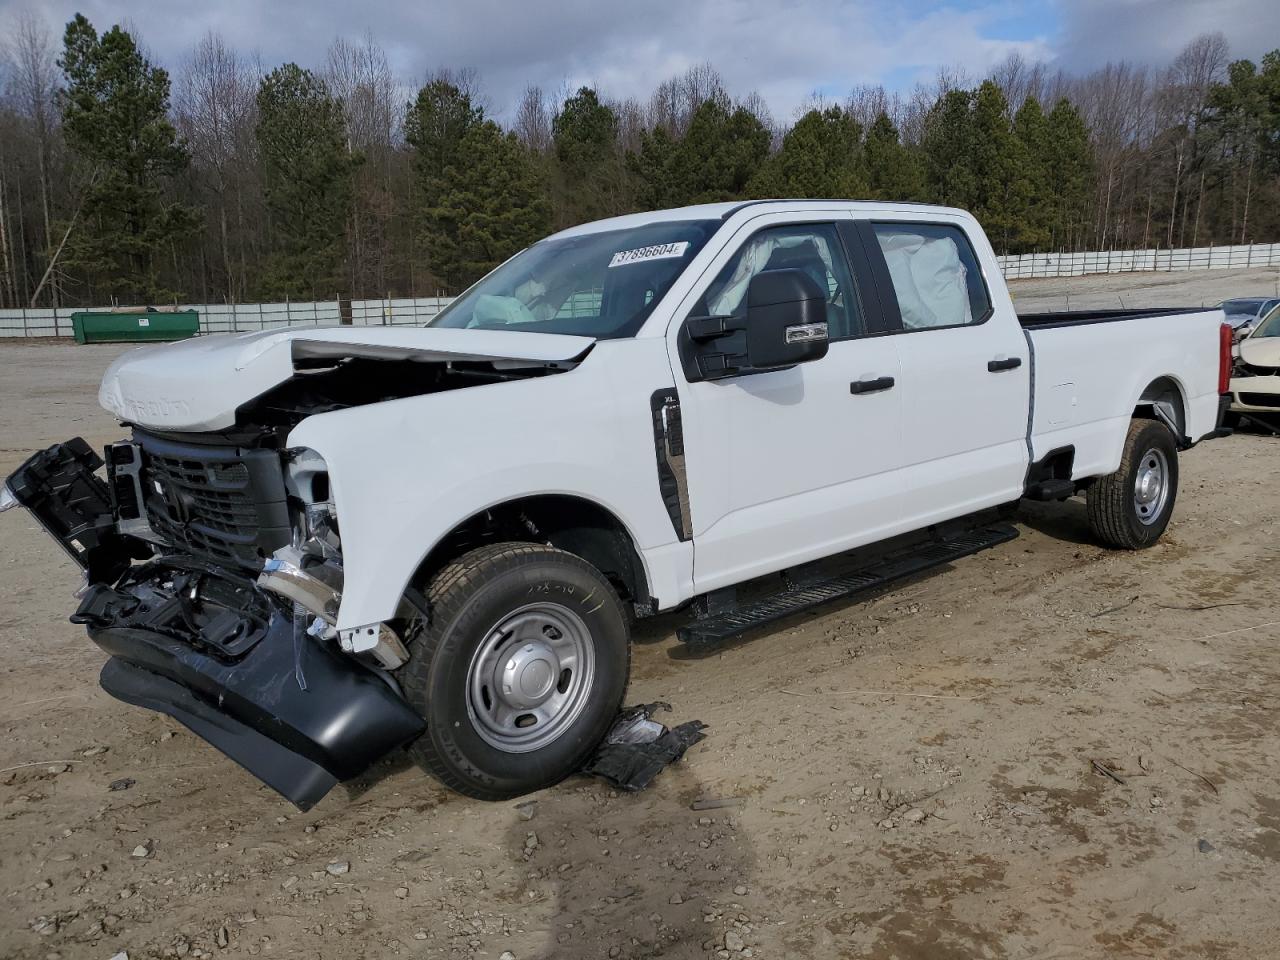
[1218, 322, 1233, 394]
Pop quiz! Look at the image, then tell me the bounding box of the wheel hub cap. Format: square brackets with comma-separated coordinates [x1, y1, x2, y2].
[1133, 447, 1170, 525]
[501, 642, 558, 708]
[466, 603, 596, 754]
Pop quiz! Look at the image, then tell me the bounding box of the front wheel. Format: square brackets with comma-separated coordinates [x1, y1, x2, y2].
[1086, 418, 1179, 549]
[401, 542, 630, 800]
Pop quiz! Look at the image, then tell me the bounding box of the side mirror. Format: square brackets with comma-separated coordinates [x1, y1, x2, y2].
[680, 268, 830, 381]
[744, 269, 830, 371]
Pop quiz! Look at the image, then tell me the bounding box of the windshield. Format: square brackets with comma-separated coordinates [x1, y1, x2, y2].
[1221, 298, 1265, 317]
[1254, 304, 1280, 338]
[427, 220, 721, 339]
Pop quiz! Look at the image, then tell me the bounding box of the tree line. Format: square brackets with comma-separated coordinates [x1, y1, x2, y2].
[0, 13, 1278, 308]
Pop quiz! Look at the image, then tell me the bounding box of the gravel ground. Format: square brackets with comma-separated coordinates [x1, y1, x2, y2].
[2, 269, 1280, 960]
[1008, 264, 1280, 312]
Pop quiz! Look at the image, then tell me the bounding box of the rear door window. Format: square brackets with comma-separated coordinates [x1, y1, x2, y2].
[870, 223, 992, 330]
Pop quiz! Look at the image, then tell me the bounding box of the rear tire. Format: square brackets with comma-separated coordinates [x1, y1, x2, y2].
[401, 542, 630, 800]
[1086, 418, 1179, 549]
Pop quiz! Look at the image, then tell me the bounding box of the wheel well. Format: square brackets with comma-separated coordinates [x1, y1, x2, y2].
[412, 495, 651, 609]
[1134, 376, 1187, 440]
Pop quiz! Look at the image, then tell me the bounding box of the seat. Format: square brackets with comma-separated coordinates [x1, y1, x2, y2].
[762, 240, 845, 337]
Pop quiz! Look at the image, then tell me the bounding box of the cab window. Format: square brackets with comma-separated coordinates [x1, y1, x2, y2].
[871, 223, 992, 330]
[691, 223, 865, 340]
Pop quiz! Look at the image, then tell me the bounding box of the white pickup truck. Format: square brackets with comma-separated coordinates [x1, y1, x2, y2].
[2, 201, 1233, 809]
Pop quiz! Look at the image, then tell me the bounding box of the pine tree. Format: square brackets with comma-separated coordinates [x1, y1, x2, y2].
[674, 100, 770, 202]
[864, 112, 927, 201]
[750, 107, 866, 198]
[969, 80, 1031, 253]
[405, 79, 485, 206]
[1045, 98, 1094, 250]
[1013, 96, 1053, 250]
[58, 14, 198, 301]
[425, 121, 550, 290]
[552, 87, 620, 224]
[255, 64, 359, 298]
[921, 89, 979, 209]
[405, 78, 486, 285]
[628, 126, 680, 210]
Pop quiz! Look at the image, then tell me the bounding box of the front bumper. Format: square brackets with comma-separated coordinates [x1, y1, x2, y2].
[85, 595, 424, 809]
[6, 438, 425, 810]
[1228, 374, 1280, 415]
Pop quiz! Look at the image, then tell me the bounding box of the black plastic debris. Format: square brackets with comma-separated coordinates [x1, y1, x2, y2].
[582, 701, 707, 791]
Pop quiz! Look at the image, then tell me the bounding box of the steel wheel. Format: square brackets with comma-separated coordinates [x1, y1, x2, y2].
[1132, 446, 1171, 526]
[465, 602, 597, 753]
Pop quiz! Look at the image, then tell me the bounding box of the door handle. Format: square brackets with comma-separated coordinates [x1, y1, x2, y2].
[850, 376, 895, 395]
[987, 357, 1023, 372]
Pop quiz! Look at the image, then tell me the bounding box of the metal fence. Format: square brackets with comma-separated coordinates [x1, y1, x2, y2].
[997, 241, 1280, 280]
[3, 242, 1279, 338]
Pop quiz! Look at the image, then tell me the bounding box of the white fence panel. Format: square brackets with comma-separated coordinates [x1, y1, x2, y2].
[5, 240, 1280, 338]
[997, 241, 1280, 279]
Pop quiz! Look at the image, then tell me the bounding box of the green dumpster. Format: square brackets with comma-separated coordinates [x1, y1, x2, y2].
[70, 309, 200, 344]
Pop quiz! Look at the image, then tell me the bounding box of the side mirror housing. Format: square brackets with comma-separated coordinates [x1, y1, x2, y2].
[680, 268, 829, 381]
[744, 269, 830, 371]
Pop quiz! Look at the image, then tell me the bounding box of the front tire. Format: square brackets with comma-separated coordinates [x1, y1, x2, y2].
[402, 542, 630, 800]
[1086, 418, 1179, 549]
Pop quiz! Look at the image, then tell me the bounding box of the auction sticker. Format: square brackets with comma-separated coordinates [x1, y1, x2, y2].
[609, 241, 689, 268]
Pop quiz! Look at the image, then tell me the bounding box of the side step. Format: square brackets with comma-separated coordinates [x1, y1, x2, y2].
[676, 523, 1019, 648]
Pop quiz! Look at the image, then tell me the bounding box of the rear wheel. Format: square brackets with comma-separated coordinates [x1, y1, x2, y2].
[1086, 418, 1179, 549]
[401, 542, 630, 800]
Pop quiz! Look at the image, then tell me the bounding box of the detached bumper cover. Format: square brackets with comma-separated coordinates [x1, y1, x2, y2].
[87, 605, 425, 810]
[7, 437, 425, 810]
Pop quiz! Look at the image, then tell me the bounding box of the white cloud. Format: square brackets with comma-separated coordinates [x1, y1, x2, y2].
[1052, 0, 1280, 71]
[4, 0, 1272, 124]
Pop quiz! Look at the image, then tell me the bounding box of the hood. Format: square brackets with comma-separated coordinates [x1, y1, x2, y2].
[99, 326, 596, 431]
[1239, 335, 1280, 369]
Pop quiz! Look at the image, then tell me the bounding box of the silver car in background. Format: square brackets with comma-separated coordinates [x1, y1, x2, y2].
[1219, 297, 1280, 340]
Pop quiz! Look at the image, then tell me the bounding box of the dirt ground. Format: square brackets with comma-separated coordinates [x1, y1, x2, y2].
[3, 271, 1280, 960]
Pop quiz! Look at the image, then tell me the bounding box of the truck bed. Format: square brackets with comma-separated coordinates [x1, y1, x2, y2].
[1020, 305, 1224, 480]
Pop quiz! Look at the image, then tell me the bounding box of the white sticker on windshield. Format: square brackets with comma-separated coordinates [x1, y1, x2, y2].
[609, 241, 689, 268]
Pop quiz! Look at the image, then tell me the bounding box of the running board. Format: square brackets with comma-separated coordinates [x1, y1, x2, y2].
[676, 523, 1019, 648]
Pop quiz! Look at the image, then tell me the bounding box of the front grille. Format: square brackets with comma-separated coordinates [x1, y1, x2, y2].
[1240, 392, 1280, 409]
[135, 433, 291, 567]
[1238, 363, 1279, 377]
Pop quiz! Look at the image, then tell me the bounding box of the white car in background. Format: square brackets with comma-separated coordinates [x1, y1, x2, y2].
[1229, 302, 1280, 417]
[1219, 297, 1280, 340]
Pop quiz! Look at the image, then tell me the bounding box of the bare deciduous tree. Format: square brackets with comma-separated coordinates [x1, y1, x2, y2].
[174, 31, 259, 300]
[5, 9, 59, 305]
[514, 84, 552, 153]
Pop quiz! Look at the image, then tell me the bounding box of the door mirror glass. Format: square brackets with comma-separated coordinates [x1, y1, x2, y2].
[744, 269, 830, 370]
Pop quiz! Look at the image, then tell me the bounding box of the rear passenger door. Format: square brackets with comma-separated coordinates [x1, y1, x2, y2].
[857, 219, 1030, 526]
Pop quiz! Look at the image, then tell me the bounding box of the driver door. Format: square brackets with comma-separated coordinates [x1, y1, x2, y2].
[668, 216, 908, 594]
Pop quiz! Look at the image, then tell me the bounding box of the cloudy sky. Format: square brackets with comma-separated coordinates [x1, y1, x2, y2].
[5, 0, 1279, 120]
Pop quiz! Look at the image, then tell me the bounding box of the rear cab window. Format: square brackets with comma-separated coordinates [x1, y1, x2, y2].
[870, 222, 992, 331]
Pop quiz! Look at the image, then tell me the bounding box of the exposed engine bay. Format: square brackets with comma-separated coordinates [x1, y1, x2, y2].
[1, 343, 586, 810]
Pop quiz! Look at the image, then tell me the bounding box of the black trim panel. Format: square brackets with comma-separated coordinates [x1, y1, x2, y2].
[853, 221, 904, 333]
[1018, 307, 1193, 330]
[649, 389, 691, 540]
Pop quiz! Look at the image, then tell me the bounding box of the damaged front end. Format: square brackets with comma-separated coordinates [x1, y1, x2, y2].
[3, 437, 424, 810]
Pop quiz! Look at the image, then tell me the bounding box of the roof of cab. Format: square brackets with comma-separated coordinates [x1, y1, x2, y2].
[548, 199, 971, 240]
